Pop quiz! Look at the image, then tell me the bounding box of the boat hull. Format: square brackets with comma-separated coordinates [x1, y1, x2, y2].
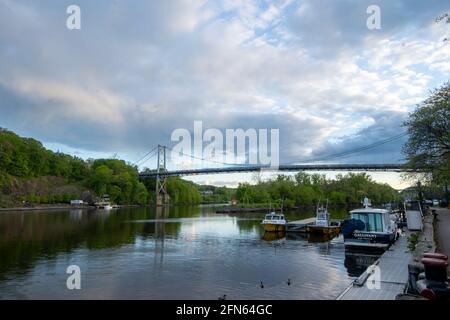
[344, 231, 396, 250]
[307, 225, 340, 235]
[262, 224, 286, 232]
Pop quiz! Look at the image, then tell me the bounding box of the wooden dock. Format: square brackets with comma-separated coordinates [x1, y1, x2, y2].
[336, 233, 412, 300]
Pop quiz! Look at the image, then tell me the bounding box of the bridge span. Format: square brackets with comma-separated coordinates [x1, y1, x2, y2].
[139, 163, 408, 178]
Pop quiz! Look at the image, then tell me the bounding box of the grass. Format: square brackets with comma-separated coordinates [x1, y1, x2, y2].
[407, 232, 420, 251]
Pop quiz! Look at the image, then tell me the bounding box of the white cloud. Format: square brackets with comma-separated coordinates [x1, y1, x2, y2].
[0, 0, 449, 179]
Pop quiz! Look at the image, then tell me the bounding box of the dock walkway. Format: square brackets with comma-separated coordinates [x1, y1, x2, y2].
[337, 233, 412, 300]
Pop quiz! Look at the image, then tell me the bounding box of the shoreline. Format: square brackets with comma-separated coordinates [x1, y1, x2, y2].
[0, 204, 146, 212]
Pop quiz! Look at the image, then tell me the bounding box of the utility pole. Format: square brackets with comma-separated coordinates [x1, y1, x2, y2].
[155, 145, 168, 206]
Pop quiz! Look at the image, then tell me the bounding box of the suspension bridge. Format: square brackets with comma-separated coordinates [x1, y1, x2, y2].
[133, 132, 413, 205]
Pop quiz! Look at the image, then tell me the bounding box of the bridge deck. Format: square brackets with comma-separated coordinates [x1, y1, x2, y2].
[140, 163, 408, 177]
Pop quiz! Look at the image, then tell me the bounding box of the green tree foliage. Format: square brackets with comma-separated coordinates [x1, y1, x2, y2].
[403, 82, 450, 184]
[0, 129, 149, 205]
[87, 159, 148, 205]
[0, 129, 88, 180]
[140, 169, 202, 205]
[197, 185, 235, 203]
[235, 172, 399, 207]
[166, 177, 201, 205]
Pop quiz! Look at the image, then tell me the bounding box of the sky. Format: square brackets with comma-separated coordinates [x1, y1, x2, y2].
[0, 0, 449, 189]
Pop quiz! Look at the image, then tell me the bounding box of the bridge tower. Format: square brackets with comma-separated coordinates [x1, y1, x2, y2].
[155, 145, 169, 206]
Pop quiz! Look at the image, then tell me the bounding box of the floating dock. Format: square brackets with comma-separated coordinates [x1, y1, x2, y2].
[336, 232, 412, 300]
[286, 217, 316, 232]
[286, 217, 341, 233]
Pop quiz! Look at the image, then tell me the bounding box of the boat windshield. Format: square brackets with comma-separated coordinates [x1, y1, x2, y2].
[317, 213, 327, 220]
[352, 212, 383, 232]
[266, 215, 284, 220]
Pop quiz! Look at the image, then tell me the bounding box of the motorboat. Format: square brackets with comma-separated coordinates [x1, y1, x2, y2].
[341, 198, 397, 250]
[261, 211, 287, 232]
[307, 200, 340, 235]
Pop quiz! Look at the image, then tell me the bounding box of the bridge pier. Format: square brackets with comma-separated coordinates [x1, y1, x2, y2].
[155, 145, 169, 206]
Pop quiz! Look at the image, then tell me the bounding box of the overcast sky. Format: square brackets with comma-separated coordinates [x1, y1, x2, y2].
[1, 0, 449, 188]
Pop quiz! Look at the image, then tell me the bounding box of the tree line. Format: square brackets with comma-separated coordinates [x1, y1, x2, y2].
[0, 128, 201, 206]
[236, 172, 400, 207]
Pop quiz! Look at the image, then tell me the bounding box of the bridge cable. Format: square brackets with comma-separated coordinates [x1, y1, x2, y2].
[133, 146, 158, 167]
[165, 146, 250, 167]
[289, 131, 408, 164]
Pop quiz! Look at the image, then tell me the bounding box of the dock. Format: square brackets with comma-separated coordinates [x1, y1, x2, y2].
[286, 217, 316, 232]
[286, 217, 341, 233]
[336, 233, 412, 300]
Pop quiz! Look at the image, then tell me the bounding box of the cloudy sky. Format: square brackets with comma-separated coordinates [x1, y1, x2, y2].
[1, 0, 449, 188]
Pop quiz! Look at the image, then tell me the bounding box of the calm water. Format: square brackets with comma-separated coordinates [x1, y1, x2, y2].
[0, 206, 378, 300]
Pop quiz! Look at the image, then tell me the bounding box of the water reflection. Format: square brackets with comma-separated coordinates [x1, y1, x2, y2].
[344, 251, 381, 277]
[0, 206, 356, 299]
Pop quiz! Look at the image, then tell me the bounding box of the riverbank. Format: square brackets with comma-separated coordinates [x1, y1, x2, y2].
[216, 204, 359, 214]
[0, 204, 146, 212]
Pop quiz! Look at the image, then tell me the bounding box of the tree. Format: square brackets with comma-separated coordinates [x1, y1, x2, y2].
[403, 82, 450, 184]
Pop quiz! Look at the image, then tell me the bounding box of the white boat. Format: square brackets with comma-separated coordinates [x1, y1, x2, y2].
[95, 194, 114, 210]
[342, 198, 397, 250]
[261, 211, 287, 232]
[96, 202, 113, 210]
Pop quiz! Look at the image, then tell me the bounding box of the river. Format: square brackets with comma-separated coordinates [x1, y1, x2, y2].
[0, 206, 379, 299]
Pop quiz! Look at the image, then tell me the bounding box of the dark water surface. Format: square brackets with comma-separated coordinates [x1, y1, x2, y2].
[0, 206, 373, 299]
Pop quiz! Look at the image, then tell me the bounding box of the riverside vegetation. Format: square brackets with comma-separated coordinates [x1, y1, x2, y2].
[0, 128, 202, 207]
[0, 128, 402, 208]
[235, 172, 400, 208]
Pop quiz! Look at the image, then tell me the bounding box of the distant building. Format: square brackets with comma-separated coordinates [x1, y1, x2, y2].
[70, 200, 84, 205]
[200, 190, 214, 196]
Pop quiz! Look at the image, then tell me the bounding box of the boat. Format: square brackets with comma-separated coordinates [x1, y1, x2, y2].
[307, 200, 340, 235]
[341, 198, 397, 251]
[95, 202, 113, 210]
[261, 205, 287, 232]
[95, 194, 114, 210]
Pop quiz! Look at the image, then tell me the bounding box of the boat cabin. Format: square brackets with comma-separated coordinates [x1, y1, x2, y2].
[350, 209, 389, 233]
[264, 213, 286, 222]
[315, 209, 330, 227]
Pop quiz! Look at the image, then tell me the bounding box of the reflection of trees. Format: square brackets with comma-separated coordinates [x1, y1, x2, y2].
[0, 207, 190, 281]
[236, 217, 260, 234]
